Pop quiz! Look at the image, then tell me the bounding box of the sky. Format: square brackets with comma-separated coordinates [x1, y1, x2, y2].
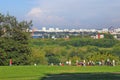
[0, 0, 120, 29]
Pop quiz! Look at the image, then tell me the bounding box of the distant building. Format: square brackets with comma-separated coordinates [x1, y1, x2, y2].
[102, 28, 108, 33]
[49, 28, 55, 32]
[42, 27, 46, 31]
[91, 33, 104, 39]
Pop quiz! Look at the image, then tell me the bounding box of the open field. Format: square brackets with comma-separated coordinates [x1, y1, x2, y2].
[0, 66, 120, 80]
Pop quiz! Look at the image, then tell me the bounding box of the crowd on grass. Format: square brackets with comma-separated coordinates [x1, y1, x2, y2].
[49, 59, 116, 66]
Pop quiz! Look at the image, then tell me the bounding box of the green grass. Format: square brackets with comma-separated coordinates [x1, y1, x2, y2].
[0, 66, 120, 80]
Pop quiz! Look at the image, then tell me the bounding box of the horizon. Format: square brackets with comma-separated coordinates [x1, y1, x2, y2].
[1, 0, 120, 29]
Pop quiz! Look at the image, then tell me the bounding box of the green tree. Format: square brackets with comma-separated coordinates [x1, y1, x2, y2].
[112, 43, 120, 56]
[0, 13, 32, 65]
[31, 48, 47, 65]
[104, 33, 114, 39]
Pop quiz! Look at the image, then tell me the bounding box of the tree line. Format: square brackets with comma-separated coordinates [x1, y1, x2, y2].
[30, 36, 120, 66]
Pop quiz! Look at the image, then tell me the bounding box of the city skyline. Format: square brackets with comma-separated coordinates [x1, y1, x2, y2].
[0, 0, 120, 29]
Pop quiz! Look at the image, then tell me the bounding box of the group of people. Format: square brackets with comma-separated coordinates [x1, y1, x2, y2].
[58, 59, 116, 66]
[76, 59, 116, 66]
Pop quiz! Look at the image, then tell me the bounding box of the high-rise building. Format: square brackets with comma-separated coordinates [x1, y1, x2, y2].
[42, 27, 46, 31]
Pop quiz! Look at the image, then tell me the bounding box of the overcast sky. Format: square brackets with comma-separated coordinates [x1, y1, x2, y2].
[0, 0, 120, 29]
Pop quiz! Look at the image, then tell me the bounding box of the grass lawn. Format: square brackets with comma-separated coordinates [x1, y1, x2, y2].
[0, 66, 120, 80]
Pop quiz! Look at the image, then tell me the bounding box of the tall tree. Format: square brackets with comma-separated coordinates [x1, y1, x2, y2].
[0, 13, 32, 65]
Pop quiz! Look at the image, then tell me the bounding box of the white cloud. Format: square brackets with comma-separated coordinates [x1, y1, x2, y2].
[27, 8, 43, 18]
[26, 7, 67, 27]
